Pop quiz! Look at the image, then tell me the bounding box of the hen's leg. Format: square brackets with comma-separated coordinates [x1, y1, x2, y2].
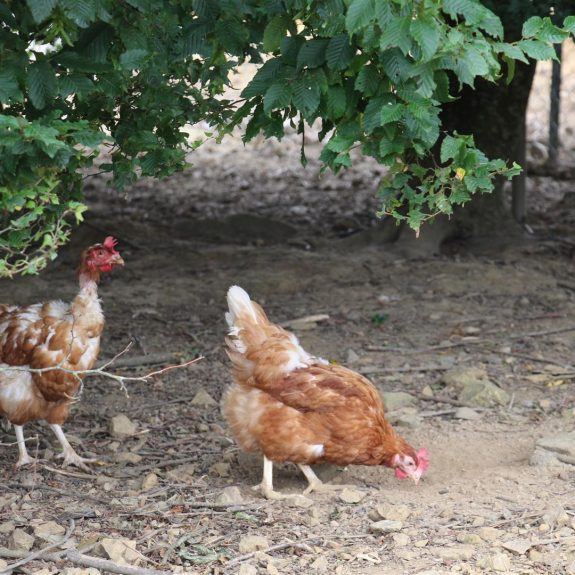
[252, 455, 294, 500]
[49, 424, 97, 472]
[299, 464, 355, 495]
[14, 425, 36, 468]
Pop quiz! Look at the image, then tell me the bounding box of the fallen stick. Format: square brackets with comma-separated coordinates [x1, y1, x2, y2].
[414, 394, 482, 409]
[0, 519, 75, 574]
[225, 538, 320, 570]
[96, 353, 177, 370]
[66, 550, 173, 575]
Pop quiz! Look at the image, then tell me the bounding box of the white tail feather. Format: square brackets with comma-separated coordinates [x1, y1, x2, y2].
[226, 286, 258, 328]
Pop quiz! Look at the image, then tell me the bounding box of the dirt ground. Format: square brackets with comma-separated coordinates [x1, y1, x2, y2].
[2, 55, 575, 575]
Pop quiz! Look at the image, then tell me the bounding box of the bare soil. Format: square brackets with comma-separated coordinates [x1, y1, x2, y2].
[1, 56, 575, 575]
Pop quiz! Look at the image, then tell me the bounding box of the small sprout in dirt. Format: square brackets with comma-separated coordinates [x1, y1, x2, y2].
[371, 313, 390, 326]
[178, 544, 230, 564]
[329, 507, 342, 521]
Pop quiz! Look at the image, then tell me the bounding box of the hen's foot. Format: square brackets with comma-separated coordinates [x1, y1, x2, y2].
[252, 483, 311, 505]
[303, 479, 356, 495]
[56, 449, 98, 472]
[15, 454, 37, 469]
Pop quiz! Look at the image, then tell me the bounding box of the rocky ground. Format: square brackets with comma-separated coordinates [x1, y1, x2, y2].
[1, 52, 575, 575]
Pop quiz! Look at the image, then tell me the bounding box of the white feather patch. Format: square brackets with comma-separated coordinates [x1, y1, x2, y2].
[309, 444, 324, 457]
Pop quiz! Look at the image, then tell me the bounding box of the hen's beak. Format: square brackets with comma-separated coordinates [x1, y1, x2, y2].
[411, 468, 424, 484]
[110, 254, 125, 266]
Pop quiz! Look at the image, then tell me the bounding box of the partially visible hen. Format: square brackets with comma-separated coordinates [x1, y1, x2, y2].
[223, 286, 428, 499]
[0, 237, 124, 469]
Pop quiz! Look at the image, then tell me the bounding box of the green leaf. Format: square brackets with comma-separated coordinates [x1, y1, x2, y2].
[326, 34, 354, 71]
[517, 40, 556, 61]
[522, 16, 543, 38]
[345, 0, 375, 34]
[26, 0, 57, 24]
[537, 18, 569, 43]
[297, 39, 328, 70]
[26, 60, 57, 110]
[326, 86, 347, 119]
[241, 59, 283, 98]
[440, 135, 463, 163]
[494, 42, 528, 64]
[263, 15, 290, 52]
[504, 55, 515, 85]
[263, 82, 291, 114]
[410, 15, 440, 61]
[119, 49, 149, 70]
[60, 0, 97, 27]
[0, 69, 22, 103]
[380, 102, 404, 125]
[565, 15, 575, 35]
[354, 65, 380, 96]
[292, 75, 321, 117]
[380, 16, 411, 55]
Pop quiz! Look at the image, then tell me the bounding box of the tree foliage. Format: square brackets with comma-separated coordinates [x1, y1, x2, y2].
[0, 0, 573, 275]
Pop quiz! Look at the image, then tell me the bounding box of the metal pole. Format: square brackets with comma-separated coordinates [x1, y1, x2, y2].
[548, 43, 562, 169]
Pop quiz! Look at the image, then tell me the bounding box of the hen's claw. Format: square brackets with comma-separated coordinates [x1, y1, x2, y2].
[15, 454, 37, 468]
[56, 449, 98, 472]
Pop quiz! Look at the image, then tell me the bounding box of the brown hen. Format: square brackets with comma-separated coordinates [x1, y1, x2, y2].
[0, 237, 124, 469]
[223, 286, 428, 499]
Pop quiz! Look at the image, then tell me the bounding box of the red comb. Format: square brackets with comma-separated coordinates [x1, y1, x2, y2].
[103, 236, 119, 251]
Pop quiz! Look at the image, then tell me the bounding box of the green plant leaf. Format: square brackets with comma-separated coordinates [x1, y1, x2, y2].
[25, 0, 57, 24]
[410, 15, 440, 61]
[263, 15, 290, 52]
[517, 39, 556, 61]
[522, 16, 543, 38]
[297, 39, 328, 70]
[326, 34, 354, 71]
[26, 60, 57, 110]
[345, 0, 375, 34]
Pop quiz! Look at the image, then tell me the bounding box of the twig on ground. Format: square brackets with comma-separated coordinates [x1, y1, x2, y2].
[42, 464, 95, 479]
[360, 364, 451, 374]
[225, 537, 321, 570]
[414, 394, 481, 409]
[0, 519, 75, 574]
[66, 550, 172, 575]
[0, 342, 203, 398]
[485, 348, 573, 370]
[97, 353, 178, 370]
[113, 456, 198, 477]
[419, 409, 458, 418]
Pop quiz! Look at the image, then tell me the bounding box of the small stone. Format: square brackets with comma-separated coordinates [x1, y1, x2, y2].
[537, 432, 575, 457]
[437, 546, 474, 561]
[238, 564, 257, 575]
[370, 520, 403, 533]
[414, 539, 428, 548]
[501, 539, 531, 555]
[539, 523, 550, 532]
[267, 563, 280, 575]
[382, 392, 416, 411]
[286, 495, 314, 508]
[9, 528, 35, 551]
[191, 389, 217, 407]
[238, 535, 269, 554]
[109, 414, 137, 438]
[486, 553, 511, 572]
[210, 462, 230, 477]
[61, 569, 101, 575]
[442, 367, 510, 407]
[543, 506, 570, 527]
[454, 407, 482, 420]
[472, 516, 485, 527]
[338, 488, 366, 504]
[310, 555, 328, 572]
[456, 533, 482, 545]
[370, 504, 411, 522]
[99, 539, 143, 566]
[115, 452, 142, 464]
[0, 560, 7, 570]
[0, 521, 15, 534]
[215, 486, 244, 505]
[346, 349, 360, 364]
[393, 533, 410, 547]
[141, 473, 159, 491]
[478, 527, 503, 542]
[528, 549, 543, 562]
[34, 521, 66, 541]
[421, 385, 434, 397]
[530, 448, 562, 467]
[565, 560, 575, 575]
[166, 464, 196, 485]
[393, 412, 422, 429]
[197, 422, 210, 432]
